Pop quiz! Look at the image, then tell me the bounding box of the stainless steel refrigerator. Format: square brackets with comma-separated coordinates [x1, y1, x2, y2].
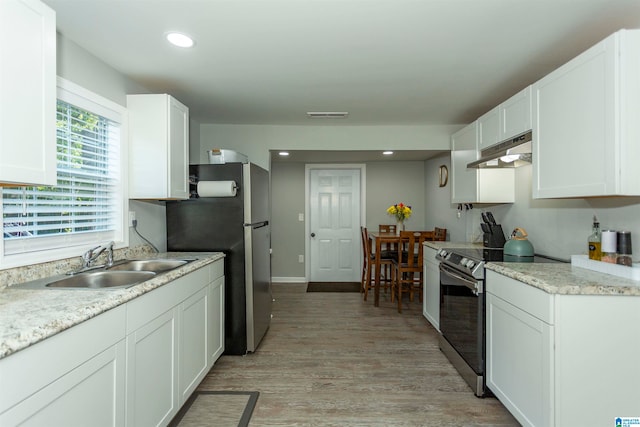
[166, 163, 272, 355]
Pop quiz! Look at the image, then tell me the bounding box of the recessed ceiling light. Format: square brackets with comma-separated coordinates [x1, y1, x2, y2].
[279, 151, 290, 156]
[166, 32, 194, 48]
[383, 151, 394, 155]
[306, 112, 349, 119]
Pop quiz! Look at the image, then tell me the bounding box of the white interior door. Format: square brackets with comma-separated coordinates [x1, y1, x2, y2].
[308, 168, 361, 282]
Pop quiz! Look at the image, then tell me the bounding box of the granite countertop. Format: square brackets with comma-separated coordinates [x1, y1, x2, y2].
[485, 262, 640, 296]
[424, 241, 640, 296]
[0, 251, 225, 359]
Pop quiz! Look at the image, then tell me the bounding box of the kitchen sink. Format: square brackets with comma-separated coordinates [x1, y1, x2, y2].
[46, 271, 156, 289]
[15, 257, 196, 290]
[107, 259, 191, 273]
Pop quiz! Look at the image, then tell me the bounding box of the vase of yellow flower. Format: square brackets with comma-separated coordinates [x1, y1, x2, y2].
[386, 203, 412, 235]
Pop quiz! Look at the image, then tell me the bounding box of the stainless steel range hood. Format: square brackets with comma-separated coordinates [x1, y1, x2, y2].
[467, 131, 532, 169]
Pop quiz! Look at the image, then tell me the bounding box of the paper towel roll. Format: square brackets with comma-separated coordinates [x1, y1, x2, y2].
[197, 180, 237, 197]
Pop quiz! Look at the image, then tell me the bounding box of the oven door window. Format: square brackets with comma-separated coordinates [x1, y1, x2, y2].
[439, 265, 484, 375]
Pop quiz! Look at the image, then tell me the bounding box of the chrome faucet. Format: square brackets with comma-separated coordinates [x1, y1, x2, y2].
[71, 241, 115, 274]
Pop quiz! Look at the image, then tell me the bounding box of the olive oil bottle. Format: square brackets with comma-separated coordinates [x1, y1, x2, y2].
[588, 216, 602, 260]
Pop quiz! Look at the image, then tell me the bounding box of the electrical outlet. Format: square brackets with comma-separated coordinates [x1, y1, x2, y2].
[128, 211, 136, 227]
[298, 254, 304, 263]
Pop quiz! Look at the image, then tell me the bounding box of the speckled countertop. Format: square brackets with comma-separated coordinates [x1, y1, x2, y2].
[0, 250, 225, 359]
[424, 241, 640, 296]
[485, 262, 640, 296]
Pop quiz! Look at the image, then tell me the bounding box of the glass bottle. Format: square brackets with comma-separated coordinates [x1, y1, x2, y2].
[588, 216, 602, 261]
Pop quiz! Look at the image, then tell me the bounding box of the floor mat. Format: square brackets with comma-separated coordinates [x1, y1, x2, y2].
[306, 282, 361, 292]
[168, 391, 259, 427]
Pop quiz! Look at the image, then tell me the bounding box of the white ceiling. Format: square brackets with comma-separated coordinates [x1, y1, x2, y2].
[43, 0, 640, 128]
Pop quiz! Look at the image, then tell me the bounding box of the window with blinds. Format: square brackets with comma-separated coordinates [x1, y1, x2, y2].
[1, 78, 126, 261]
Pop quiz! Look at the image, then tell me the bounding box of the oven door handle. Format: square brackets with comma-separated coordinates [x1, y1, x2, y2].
[439, 263, 482, 294]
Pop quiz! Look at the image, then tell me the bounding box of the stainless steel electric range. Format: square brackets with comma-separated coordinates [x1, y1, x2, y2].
[436, 247, 562, 397]
[436, 247, 500, 397]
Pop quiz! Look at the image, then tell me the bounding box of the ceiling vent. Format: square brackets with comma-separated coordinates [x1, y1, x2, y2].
[306, 112, 349, 119]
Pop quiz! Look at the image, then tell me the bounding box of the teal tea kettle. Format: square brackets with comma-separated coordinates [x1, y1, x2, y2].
[503, 227, 534, 262]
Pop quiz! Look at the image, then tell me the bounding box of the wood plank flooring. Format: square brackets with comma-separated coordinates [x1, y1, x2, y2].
[197, 283, 520, 426]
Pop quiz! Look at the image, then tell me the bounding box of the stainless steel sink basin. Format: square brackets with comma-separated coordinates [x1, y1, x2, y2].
[46, 271, 156, 289]
[107, 259, 190, 273]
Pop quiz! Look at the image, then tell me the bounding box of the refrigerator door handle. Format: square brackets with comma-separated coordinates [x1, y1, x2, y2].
[244, 220, 269, 228]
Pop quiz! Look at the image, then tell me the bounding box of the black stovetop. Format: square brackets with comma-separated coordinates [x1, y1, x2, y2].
[446, 247, 567, 263]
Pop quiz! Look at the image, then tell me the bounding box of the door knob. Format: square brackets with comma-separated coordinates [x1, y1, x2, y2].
[311, 233, 316, 237]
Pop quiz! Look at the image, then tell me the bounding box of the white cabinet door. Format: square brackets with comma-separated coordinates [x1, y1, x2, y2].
[451, 122, 479, 203]
[208, 275, 225, 366]
[477, 86, 531, 152]
[179, 287, 209, 404]
[486, 293, 553, 427]
[478, 107, 500, 150]
[126, 308, 179, 427]
[532, 29, 640, 198]
[0, 0, 56, 186]
[486, 271, 553, 427]
[0, 341, 126, 427]
[451, 122, 514, 204]
[168, 97, 189, 198]
[422, 246, 440, 331]
[500, 86, 531, 140]
[128, 94, 189, 199]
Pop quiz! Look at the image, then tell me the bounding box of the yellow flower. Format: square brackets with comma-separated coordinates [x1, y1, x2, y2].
[387, 203, 412, 221]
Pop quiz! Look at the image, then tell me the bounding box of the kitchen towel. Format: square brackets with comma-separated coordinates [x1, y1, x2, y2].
[197, 180, 237, 197]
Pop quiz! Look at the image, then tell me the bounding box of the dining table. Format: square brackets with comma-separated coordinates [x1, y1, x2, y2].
[367, 230, 433, 306]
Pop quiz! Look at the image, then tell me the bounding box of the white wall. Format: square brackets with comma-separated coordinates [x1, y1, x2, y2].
[198, 124, 457, 169]
[424, 155, 640, 261]
[56, 34, 168, 251]
[424, 153, 470, 243]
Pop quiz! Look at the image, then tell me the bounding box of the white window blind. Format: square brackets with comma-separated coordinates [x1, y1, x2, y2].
[2, 92, 122, 256]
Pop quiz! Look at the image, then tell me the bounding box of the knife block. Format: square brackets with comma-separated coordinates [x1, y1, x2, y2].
[483, 225, 506, 248]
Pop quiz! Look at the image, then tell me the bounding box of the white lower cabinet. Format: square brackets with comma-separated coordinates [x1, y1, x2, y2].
[0, 259, 225, 427]
[125, 261, 225, 426]
[486, 278, 553, 427]
[207, 274, 225, 366]
[0, 305, 127, 426]
[126, 308, 179, 427]
[179, 287, 209, 404]
[1, 342, 126, 427]
[422, 246, 440, 331]
[486, 270, 640, 427]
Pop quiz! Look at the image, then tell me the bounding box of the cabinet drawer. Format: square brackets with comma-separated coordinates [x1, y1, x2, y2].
[127, 267, 208, 333]
[486, 270, 553, 324]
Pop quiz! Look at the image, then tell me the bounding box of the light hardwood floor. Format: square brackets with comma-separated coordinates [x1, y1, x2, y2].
[197, 283, 520, 426]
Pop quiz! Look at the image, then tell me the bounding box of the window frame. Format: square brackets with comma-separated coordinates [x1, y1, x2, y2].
[0, 77, 129, 269]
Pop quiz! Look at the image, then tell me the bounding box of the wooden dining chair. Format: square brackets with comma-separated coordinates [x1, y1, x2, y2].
[391, 231, 428, 313]
[377, 224, 398, 283]
[361, 227, 393, 301]
[360, 226, 370, 294]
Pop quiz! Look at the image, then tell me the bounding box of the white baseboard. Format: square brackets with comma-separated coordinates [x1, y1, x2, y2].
[271, 276, 306, 283]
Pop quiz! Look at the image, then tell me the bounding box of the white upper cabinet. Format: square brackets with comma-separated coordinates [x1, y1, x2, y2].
[128, 94, 190, 200]
[500, 86, 532, 140]
[532, 29, 640, 198]
[478, 86, 532, 151]
[451, 122, 514, 204]
[478, 107, 500, 150]
[0, 0, 56, 186]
